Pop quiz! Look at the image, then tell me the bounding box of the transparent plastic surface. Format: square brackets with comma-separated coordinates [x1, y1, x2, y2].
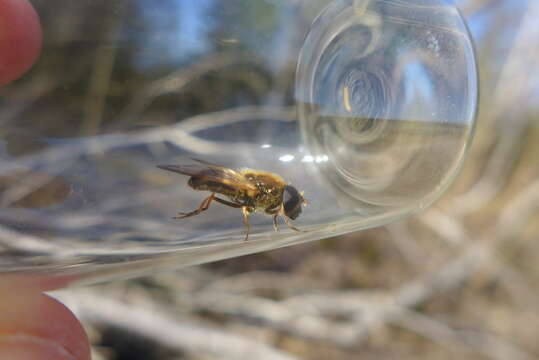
[0, 0, 477, 286]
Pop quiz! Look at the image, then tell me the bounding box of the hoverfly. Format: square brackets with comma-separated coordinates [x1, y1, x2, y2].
[157, 159, 306, 241]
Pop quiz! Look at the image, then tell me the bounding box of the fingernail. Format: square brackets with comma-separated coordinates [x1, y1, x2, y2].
[0, 334, 74, 360]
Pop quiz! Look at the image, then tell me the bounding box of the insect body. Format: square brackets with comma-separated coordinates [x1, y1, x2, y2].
[157, 159, 305, 241]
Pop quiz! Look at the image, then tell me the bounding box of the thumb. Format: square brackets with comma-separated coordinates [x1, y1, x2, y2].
[0, 0, 42, 86]
[0, 289, 91, 360]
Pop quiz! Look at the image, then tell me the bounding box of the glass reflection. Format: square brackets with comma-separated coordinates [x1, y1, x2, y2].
[0, 0, 476, 285]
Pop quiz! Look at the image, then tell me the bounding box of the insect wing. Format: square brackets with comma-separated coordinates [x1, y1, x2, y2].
[157, 164, 257, 191]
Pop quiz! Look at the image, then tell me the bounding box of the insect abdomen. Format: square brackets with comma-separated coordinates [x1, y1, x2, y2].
[188, 176, 247, 201]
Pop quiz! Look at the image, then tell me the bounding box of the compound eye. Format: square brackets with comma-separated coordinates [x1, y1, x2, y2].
[283, 185, 302, 220]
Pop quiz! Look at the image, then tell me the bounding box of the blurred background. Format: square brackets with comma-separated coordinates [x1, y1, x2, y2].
[2, 0, 539, 359]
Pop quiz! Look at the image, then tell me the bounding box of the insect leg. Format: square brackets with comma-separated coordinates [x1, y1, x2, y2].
[242, 207, 251, 241]
[279, 205, 302, 232]
[283, 215, 302, 232]
[272, 214, 279, 232]
[174, 193, 215, 219]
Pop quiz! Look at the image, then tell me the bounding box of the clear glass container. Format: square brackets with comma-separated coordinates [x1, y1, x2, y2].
[0, 0, 477, 287]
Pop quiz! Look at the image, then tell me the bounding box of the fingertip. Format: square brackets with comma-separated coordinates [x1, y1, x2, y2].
[0, 336, 77, 360]
[0, 0, 43, 86]
[0, 291, 91, 360]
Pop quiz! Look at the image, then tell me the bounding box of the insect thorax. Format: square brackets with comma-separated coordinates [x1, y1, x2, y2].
[240, 171, 284, 212]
